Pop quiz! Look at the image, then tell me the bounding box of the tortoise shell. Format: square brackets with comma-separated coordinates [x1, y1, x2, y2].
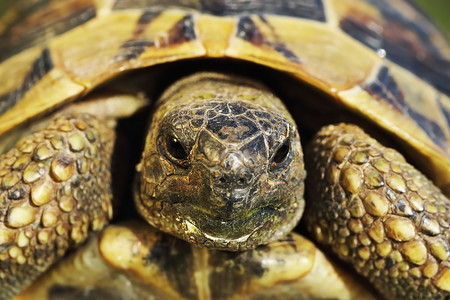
[0, 0, 449, 191]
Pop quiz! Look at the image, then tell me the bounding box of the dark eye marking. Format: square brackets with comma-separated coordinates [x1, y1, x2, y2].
[166, 134, 188, 161]
[272, 139, 290, 165]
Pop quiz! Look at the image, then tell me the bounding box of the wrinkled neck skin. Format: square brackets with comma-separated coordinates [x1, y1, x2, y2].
[135, 72, 305, 251]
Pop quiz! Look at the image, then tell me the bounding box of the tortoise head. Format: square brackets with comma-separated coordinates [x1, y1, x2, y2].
[136, 73, 305, 250]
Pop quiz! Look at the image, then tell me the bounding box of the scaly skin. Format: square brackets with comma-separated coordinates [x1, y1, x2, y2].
[305, 124, 450, 299]
[0, 113, 115, 299]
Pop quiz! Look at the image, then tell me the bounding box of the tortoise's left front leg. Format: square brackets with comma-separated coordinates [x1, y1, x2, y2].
[305, 124, 450, 299]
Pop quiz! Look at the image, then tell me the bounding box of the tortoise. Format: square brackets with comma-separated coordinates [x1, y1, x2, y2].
[0, 0, 449, 299]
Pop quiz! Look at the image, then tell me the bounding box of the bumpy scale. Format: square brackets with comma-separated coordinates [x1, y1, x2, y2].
[0, 113, 115, 299]
[305, 124, 450, 299]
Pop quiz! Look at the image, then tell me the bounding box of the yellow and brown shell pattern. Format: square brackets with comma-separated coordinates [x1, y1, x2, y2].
[0, 0, 449, 193]
[0, 0, 449, 299]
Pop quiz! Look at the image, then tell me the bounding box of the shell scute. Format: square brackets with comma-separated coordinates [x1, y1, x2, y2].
[112, 0, 327, 21]
[114, 12, 197, 62]
[334, 0, 450, 94]
[227, 13, 380, 90]
[51, 10, 205, 85]
[235, 15, 301, 64]
[0, 0, 97, 62]
[0, 48, 54, 116]
[362, 66, 449, 152]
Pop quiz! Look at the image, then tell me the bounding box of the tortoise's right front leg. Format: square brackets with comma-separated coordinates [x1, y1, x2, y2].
[0, 112, 115, 299]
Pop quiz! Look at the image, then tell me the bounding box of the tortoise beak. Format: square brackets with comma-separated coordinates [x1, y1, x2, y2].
[210, 188, 252, 220]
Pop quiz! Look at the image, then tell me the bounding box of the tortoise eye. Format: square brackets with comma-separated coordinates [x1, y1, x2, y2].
[166, 135, 188, 161]
[272, 140, 290, 165]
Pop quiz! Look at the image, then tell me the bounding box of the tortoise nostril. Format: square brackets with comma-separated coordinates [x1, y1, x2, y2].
[213, 167, 254, 187]
[215, 175, 248, 187]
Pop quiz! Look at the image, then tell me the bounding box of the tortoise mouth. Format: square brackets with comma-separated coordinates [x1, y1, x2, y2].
[173, 202, 282, 241]
[137, 189, 303, 250]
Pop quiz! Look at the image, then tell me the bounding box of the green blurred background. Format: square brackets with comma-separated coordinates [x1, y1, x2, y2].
[0, 0, 449, 37]
[415, 0, 449, 37]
